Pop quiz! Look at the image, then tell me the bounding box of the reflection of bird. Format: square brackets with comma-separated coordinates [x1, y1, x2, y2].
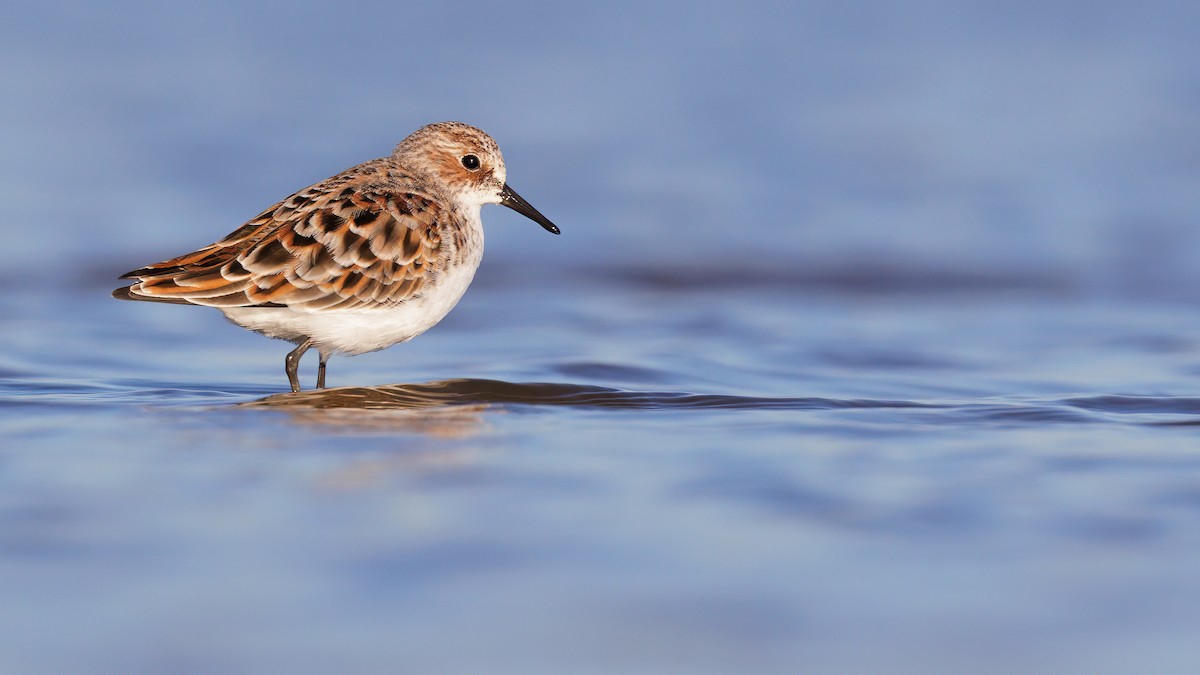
[114, 122, 560, 392]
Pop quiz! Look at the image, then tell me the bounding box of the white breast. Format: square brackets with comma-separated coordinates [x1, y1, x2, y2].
[221, 218, 484, 357]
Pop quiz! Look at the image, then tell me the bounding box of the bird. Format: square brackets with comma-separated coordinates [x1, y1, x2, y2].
[113, 121, 560, 392]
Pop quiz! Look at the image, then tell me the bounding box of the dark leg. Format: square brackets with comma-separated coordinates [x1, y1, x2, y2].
[285, 339, 313, 393]
[316, 352, 329, 389]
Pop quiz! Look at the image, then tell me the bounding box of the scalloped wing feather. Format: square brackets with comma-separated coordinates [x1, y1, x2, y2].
[116, 162, 447, 311]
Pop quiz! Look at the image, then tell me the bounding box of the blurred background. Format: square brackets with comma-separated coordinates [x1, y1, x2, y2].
[3, 0, 1196, 296]
[3, 1, 1200, 674]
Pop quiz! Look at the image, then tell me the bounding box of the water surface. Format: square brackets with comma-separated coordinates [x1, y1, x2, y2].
[7, 273, 1200, 674]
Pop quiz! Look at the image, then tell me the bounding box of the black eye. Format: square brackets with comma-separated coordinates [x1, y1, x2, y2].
[461, 154, 481, 170]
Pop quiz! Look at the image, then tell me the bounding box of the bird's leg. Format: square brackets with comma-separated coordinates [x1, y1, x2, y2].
[316, 352, 329, 389]
[285, 339, 313, 393]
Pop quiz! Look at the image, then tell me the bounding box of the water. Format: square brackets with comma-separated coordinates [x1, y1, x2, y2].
[5, 1, 1200, 673]
[9, 278, 1200, 673]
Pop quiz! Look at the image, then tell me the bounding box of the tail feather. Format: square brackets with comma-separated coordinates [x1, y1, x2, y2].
[111, 285, 199, 305]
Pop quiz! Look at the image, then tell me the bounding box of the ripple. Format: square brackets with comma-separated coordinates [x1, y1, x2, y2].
[550, 361, 681, 384]
[13, 375, 1200, 430]
[1063, 395, 1200, 415]
[241, 379, 948, 412]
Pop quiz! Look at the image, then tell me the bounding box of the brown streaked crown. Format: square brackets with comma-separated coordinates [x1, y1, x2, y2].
[392, 121, 507, 203]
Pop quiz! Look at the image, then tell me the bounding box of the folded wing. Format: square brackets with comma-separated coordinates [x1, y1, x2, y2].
[114, 165, 445, 311]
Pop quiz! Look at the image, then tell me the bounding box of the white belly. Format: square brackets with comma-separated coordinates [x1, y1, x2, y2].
[220, 253, 482, 357]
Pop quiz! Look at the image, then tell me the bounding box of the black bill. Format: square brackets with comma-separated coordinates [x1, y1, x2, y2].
[500, 184, 560, 235]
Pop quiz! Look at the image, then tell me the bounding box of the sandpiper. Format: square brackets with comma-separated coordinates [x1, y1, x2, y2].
[114, 121, 559, 392]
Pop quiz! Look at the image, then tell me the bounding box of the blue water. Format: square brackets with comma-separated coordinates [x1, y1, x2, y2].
[5, 1, 1200, 673]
